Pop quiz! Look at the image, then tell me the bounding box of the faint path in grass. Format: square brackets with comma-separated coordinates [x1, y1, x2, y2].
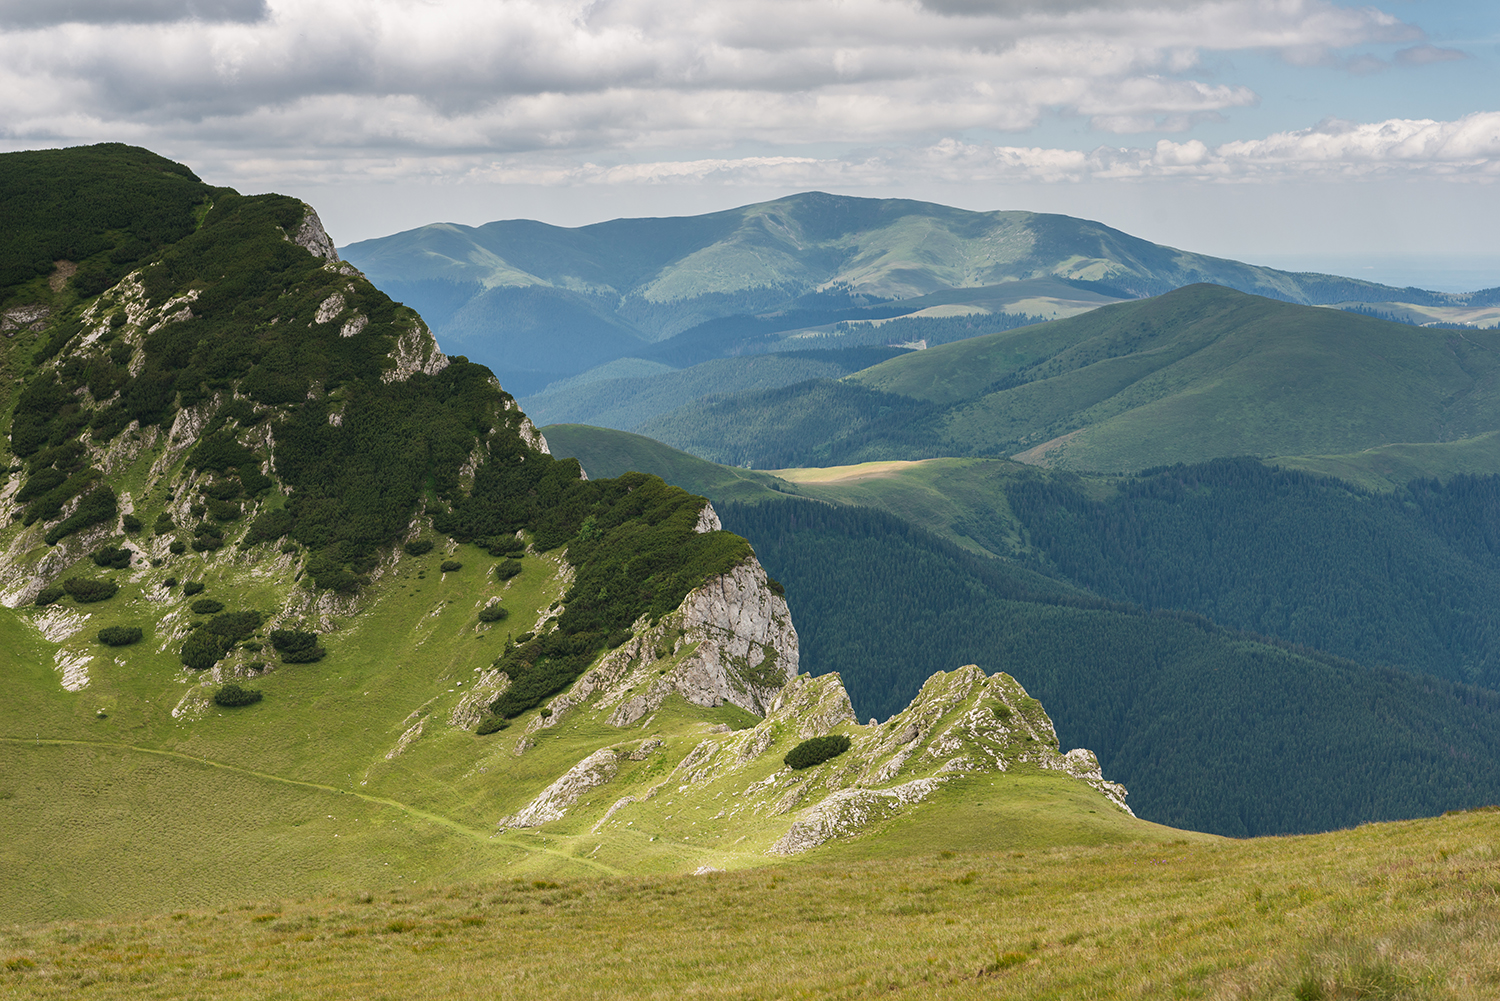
[0, 735, 624, 876]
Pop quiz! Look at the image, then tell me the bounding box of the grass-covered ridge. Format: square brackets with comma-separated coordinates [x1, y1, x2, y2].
[0, 146, 827, 923]
[637, 284, 1500, 473]
[544, 424, 1500, 837]
[6, 807, 1500, 1000]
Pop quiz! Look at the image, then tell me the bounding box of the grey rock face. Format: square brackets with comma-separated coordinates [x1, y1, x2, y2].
[291, 207, 339, 262]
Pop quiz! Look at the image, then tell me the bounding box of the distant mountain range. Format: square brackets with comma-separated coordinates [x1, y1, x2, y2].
[633, 283, 1500, 473]
[341, 192, 1498, 396]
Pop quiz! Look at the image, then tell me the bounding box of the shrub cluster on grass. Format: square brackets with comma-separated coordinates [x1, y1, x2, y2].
[97, 625, 143, 646]
[440, 560, 461, 572]
[91, 545, 133, 569]
[494, 558, 523, 581]
[478, 602, 508, 623]
[403, 539, 434, 556]
[34, 585, 65, 606]
[182, 581, 204, 595]
[475, 716, 508, 735]
[213, 683, 263, 707]
[180, 611, 263, 670]
[785, 734, 852, 770]
[269, 629, 325, 663]
[63, 577, 118, 603]
[190, 598, 225, 615]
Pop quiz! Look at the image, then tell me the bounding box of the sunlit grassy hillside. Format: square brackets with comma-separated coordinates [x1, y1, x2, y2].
[6, 808, 1500, 1000]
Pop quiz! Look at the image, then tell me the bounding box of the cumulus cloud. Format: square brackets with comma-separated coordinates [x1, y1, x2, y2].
[0, 0, 1424, 159]
[0, 0, 267, 28]
[460, 113, 1500, 186]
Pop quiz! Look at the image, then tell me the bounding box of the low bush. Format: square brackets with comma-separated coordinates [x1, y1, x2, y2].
[269, 629, 325, 663]
[169, 539, 186, 554]
[240, 508, 292, 548]
[207, 498, 241, 522]
[476, 716, 508, 735]
[191, 598, 225, 615]
[182, 581, 205, 596]
[92, 546, 133, 569]
[403, 539, 434, 556]
[440, 560, 462, 572]
[180, 633, 222, 670]
[34, 585, 65, 606]
[121, 513, 142, 534]
[478, 602, 508, 623]
[495, 558, 522, 581]
[181, 611, 263, 670]
[213, 683, 263, 707]
[63, 578, 118, 603]
[485, 536, 525, 557]
[97, 625, 143, 646]
[785, 734, 852, 770]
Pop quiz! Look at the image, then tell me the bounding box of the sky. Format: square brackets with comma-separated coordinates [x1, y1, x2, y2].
[2, 0, 1497, 285]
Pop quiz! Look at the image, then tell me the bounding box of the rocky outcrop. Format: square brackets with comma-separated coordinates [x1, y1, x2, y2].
[503, 747, 621, 828]
[290, 206, 339, 262]
[769, 778, 942, 855]
[383, 319, 449, 383]
[597, 557, 799, 727]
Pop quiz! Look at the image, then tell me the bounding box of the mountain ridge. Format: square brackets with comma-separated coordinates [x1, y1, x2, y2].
[342, 191, 1491, 394]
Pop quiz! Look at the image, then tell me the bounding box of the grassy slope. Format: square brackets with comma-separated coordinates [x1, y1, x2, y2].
[7, 808, 1500, 1000]
[762, 284, 1500, 472]
[542, 424, 803, 504]
[1275, 431, 1500, 491]
[521, 353, 870, 431]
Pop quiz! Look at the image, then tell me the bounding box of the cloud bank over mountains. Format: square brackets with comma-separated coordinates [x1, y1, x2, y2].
[3, 0, 1477, 180]
[474, 113, 1500, 187]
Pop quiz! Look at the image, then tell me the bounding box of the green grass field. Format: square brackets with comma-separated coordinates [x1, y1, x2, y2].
[5, 807, 1499, 1000]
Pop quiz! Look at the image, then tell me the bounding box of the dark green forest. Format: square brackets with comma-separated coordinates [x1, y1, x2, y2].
[1004, 459, 1500, 688]
[720, 498, 1500, 837]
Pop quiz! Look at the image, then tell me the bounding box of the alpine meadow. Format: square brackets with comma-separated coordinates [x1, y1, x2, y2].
[6, 142, 1500, 1001]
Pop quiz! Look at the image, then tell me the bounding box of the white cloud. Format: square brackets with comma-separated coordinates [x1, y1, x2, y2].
[0, 0, 1422, 160]
[454, 112, 1500, 186]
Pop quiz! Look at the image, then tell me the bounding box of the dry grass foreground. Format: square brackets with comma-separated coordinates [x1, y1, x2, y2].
[4, 808, 1500, 1000]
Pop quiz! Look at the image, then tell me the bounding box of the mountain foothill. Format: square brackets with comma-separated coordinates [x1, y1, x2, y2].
[5, 142, 1500, 970]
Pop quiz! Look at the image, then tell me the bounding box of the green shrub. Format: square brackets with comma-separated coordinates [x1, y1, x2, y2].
[495, 558, 522, 581]
[162, 576, 178, 588]
[63, 578, 118, 603]
[181, 611, 263, 670]
[182, 581, 204, 596]
[403, 539, 434, 556]
[269, 629, 325, 663]
[180, 632, 223, 670]
[191, 598, 225, 615]
[121, 513, 142, 534]
[440, 560, 462, 572]
[169, 539, 186, 554]
[207, 498, 241, 522]
[34, 585, 65, 606]
[154, 512, 175, 534]
[91, 546, 133, 569]
[478, 602, 508, 623]
[476, 716, 508, 735]
[240, 508, 292, 548]
[45, 484, 117, 546]
[241, 640, 263, 652]
[97, 625, 143, 646]
[784, 734, 852, 770]
[213, 684, 263, 707]
[485, 536, 525, 557]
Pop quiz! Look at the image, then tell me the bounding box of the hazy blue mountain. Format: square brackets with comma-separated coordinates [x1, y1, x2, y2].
[342, 192, 1463, 394]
